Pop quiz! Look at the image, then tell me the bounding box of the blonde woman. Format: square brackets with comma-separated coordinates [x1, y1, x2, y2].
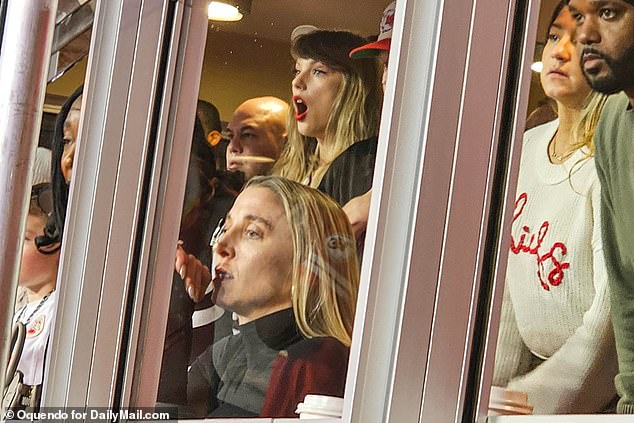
[187, 176, 359, 418]
[274, 29, 382, 205]
[493, 1, 616, 414]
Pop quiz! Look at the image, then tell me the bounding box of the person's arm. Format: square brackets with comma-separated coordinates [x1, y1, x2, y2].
[493, 285, 533, 386]
[175, 242, 211, 303]
[343, 189, 372, 239]
[595, 139, 634, 414]
[507, 180, 618, 413]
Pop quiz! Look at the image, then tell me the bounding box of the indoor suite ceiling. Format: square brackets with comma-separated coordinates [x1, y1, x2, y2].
[210, 0, 390, 42]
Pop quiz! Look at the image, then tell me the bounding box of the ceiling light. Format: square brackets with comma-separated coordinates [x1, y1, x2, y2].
[208, 0, 252, 22]
[530, 61, 543, 73]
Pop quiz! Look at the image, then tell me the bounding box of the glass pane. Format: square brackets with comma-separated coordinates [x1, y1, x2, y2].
[489, 0, 634, 416]
[6, 39, 89, 413]
[155, 0, 396, 419]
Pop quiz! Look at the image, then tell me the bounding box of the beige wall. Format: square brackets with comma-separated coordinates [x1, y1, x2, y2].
[46, 57, 88, 98]
[45, 29, 293, 122]
[198, 29, 293, 121]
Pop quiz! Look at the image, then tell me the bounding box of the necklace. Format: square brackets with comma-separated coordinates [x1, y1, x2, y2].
[550, 148, 578, 162]
[549, 133, 580, 162]
[16, 290, 54, 325]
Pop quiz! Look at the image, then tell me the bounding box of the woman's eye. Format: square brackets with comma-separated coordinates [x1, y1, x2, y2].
[312, 69, 326, 76]
[547, 33, 560, 43]
[245, 227, 262, 240]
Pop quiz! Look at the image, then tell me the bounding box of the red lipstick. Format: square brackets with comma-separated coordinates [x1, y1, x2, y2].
[293, 95, 308, 121]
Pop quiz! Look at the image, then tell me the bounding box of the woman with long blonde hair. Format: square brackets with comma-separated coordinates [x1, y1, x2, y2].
[187, 176, 359, 418]
[274, 30, 382, 198]
[492, 1, 616, 414]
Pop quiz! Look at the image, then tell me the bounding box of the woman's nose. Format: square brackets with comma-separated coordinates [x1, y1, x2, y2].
[553, 36, 573, 61]
[213, 230, 235, 259]
[292, 71, 306, 91]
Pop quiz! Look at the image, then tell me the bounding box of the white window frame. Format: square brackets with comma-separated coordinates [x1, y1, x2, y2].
[44, 0, 184, 408]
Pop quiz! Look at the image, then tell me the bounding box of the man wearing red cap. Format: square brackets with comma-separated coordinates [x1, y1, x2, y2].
[349, 0, 395, 91]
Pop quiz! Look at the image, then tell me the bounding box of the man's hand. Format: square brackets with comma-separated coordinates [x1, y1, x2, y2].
[343, 189, 372, 239]
[174, 241, 211, 303]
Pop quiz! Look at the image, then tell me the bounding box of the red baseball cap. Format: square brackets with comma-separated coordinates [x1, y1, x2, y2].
[349, 1, 395, 59]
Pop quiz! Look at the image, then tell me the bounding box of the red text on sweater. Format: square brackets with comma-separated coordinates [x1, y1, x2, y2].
[510, 193, 570, 291]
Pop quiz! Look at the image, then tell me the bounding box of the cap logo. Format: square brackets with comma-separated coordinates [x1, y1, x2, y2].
[380, 8, 395, 36]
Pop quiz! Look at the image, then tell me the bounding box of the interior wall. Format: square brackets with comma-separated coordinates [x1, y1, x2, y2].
[46, 57, 88, 98]
[198, 28, 293, 121]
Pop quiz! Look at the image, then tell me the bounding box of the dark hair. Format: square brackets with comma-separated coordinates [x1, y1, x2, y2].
[292, 30, 375, 79]
[35, 85, 83, 253]
[196, 100, 222, 135]
[190, 117, 217, 182]
[178, 117, 243, 255]
[546, 1, 568, 40]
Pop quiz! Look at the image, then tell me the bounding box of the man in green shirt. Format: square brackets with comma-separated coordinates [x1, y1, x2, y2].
[568, 0, 634, 413]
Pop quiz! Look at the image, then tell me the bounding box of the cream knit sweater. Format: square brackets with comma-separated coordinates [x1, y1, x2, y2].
[493, 120, 618, 413]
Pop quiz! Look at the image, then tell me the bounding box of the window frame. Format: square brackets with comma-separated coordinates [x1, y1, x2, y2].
[43, 0, 181, 407]
[42, 0, 623, 422]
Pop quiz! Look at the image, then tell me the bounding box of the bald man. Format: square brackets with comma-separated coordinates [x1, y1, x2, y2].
[225, 96, 288, 180]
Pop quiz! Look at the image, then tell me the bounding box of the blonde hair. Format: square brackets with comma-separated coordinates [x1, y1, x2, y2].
[572, 92, 608, 158]
[245, 176, 360, 346]
[274, 30, 382, 188]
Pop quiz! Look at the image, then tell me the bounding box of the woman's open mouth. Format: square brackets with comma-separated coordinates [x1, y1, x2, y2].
[293, 95, 308, 121]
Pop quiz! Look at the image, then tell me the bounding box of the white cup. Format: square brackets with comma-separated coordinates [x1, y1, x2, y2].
[295, 394, 344, 419]
[488, 386, 534, 416]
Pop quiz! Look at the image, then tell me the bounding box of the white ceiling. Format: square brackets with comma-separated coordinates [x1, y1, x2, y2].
[210, 0, 390, 42]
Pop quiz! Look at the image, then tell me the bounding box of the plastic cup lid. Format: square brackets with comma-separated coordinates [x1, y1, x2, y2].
[296, 394, 344, 416]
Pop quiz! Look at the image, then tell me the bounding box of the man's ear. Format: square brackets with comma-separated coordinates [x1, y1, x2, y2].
[207, 130, 222, 147]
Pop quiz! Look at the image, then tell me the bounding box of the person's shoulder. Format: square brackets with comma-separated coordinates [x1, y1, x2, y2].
[595, 93, 632, 157]
[523, 119, 558, 146]
[281, 337, 349, 386]
[285, 336, 349, 360]
[604, 92, 631, 112]
[598, 93, 631, 128]
[335, 136, 379, 161]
